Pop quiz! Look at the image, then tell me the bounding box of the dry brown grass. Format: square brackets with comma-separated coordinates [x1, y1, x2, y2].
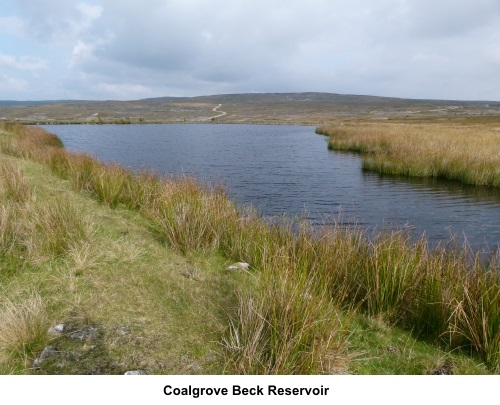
[0, 160, 33, 203]
[0, 292, 49, 365]
[318, 122, 500, 186]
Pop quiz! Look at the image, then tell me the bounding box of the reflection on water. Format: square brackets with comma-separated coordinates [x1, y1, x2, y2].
[42, 124, 500, 253]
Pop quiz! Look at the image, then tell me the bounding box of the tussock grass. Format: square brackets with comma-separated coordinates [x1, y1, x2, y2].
[145, 179, 239, 254]
[317, 122, 500, 187]
[224, 267, 350, 374]
[0, 203, 22, 258]
[2, 122, 500, 373]
[0, 292, 49, 365]
[0, 160, 32, 203]
[0, 196, 89, 264]
[0, 148, 89, 265]
[25, 199, 89, 262]
[451, 267, 500, 367]
[0, 122, 63, 159]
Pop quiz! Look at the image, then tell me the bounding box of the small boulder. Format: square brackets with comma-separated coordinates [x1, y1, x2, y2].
[47, 323, 65, 336]
[117, 327, 131, 335]
[124, 370, 149, 375]
[33, 346, 59, 368]
[225, 262, 250, 271]
[69, 325, 99, 341]
[386, 346, 400, 355]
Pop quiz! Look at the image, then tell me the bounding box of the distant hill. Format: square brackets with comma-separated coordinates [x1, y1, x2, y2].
[0, 100, 83, 107]
[1, 92, 498, 124]
[140, 92, 497, 106]
[1, 92, 497, 107]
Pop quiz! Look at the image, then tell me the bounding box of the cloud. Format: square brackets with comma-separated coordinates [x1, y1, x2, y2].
[2, 0, 500, 100]
[92, 83, 154, 99]
[4, 0, 102, 45]
[404, 0, 500, 38]
[0, 75, 28, 93]
[0, 52, 47, 71]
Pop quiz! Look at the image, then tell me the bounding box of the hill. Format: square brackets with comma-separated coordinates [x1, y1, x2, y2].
[1, 92, 499, 124]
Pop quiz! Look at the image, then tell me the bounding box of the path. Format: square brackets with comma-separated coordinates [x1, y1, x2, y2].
[205, 104, 227, 120]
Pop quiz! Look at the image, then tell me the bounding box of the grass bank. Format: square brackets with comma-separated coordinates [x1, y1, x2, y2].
[0, 122, 498, 374]
[317, 121, 500, 187]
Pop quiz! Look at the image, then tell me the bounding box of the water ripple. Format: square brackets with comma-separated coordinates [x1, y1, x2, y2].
[43, 124, 500, 252]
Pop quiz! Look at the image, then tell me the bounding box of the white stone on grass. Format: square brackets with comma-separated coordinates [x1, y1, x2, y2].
[225, 262, 250, 271]
[47, 323, 65, 336]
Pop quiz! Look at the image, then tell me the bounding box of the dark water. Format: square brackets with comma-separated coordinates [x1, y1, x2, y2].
[42, 124, 500, 253]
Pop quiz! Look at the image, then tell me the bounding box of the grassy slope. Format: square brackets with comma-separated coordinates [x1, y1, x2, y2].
[0, 151, 242, 374]
[0, 125, 495, 375]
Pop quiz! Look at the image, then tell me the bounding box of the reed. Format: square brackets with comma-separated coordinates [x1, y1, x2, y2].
[451, 264, 500, 368]
[224, 266, 349, 374]
[317, 123, 500, 187]
[144, 178, 240, 254]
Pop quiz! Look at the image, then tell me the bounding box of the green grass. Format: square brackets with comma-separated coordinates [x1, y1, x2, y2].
[348, 314, 490, 374]
[1, 121, 499, 374]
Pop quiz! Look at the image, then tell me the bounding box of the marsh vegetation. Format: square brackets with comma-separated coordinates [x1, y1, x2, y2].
[317, 121, 500, 187]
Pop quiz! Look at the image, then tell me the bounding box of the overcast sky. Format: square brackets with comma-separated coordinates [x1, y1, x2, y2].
[1, 0, 500, 101]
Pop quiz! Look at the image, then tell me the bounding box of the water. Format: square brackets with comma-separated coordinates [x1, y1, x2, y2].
[42, 124, 500, 253]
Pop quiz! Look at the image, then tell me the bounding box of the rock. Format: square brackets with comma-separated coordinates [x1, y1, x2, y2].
[386, 346, 400, 354]
[47, 323, 65, 336]
[124, 370, 149, 375]
[225, 262, 250, 271]
[205, 354, 217, 362]
[69, 325, 99, 341]
[33, 346, 59, 368]
[432, 360, 454, 375]
[180, 268, 203, 281]
[118, 327, 131, 335]
[187, 361, 201, 371]
[432, 367, 453, 375]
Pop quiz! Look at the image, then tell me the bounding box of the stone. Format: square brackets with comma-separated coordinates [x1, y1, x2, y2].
[69, 325, 99, 341]
[124, 370, 149, 375]
[386, 346, 400, 354]
[187, 361, 201, 371]
[432, 360, 454, 375]
[47, 323, 65, 336]
[225, 262, 250, 271]
[118, 327, 131, 335]
[33, 346, 59, 368]
[205, 354, 217, 362]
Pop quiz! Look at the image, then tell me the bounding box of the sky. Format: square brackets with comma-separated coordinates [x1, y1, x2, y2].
[1, 0, 500, 101]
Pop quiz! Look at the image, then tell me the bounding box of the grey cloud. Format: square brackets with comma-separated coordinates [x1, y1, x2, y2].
[0, 52, 47, 71]
[8, 0, 102, 44]
[5, 0, 500, 100]
[404, 0, 500, 38]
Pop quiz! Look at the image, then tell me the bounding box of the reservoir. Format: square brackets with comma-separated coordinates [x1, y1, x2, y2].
[42, 124, 500, 254]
